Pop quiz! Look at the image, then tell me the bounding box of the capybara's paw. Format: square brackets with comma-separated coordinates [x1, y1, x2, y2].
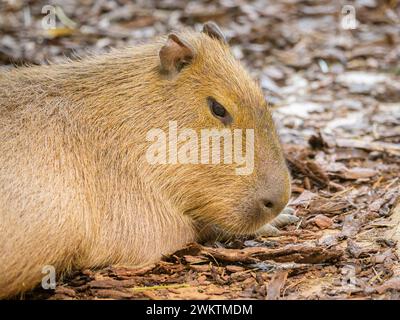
[256, 207, 299, 236]
[256, 223, 281, 237]
[269, 207, 298, 228]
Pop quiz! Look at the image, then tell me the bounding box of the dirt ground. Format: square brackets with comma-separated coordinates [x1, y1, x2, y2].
[1, 0, 399, 300]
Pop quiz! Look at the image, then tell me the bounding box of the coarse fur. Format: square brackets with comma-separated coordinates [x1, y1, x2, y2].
[0, 27, 290, 298]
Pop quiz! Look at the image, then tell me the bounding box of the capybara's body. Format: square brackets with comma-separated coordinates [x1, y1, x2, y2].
[0, 24, 290, 298]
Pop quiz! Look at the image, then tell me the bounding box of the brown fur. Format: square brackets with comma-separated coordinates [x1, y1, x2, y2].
[0, 27, 290, 298]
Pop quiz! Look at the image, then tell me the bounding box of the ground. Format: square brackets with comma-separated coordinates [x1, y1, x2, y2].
[1, 0, 399, 300]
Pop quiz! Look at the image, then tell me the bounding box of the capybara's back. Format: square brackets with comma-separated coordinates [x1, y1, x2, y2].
[0, 23, 290, 298]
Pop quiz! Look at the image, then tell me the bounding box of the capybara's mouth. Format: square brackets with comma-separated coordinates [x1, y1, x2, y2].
[189, 207, 268, 237]
[206, 218, 270, 238]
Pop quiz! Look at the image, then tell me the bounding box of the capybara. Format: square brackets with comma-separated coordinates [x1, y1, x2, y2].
[0, 22, 291, 298]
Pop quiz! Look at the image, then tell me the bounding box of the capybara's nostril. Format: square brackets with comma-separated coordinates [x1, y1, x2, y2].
[262, 199, 274, 209]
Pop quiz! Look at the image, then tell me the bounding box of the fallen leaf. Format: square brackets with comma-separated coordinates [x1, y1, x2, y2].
[266, 271, 288, 300]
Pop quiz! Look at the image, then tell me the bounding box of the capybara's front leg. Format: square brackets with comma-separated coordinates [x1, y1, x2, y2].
[256, 207, 299, 236]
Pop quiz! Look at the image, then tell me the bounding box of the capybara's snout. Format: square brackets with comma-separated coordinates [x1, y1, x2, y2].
[254, 169, 291, 221]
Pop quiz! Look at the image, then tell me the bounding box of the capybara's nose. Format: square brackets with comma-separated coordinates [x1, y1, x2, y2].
[257, 185, 290, 218]
[258, 197, 286, 217]
[261, 198, 274, 210]
[256, 166, 291, 219]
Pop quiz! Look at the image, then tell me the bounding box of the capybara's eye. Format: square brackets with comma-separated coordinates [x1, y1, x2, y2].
[210, 99, 226, 117]
[207, 97, 232, 125]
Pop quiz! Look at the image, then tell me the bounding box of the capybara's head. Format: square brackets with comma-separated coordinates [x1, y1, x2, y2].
[142, 22, 291, 235]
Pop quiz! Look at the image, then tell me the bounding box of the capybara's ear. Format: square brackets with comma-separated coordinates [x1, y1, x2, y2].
[202, 21, 227, 44]
[159, 33, 194, 76]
